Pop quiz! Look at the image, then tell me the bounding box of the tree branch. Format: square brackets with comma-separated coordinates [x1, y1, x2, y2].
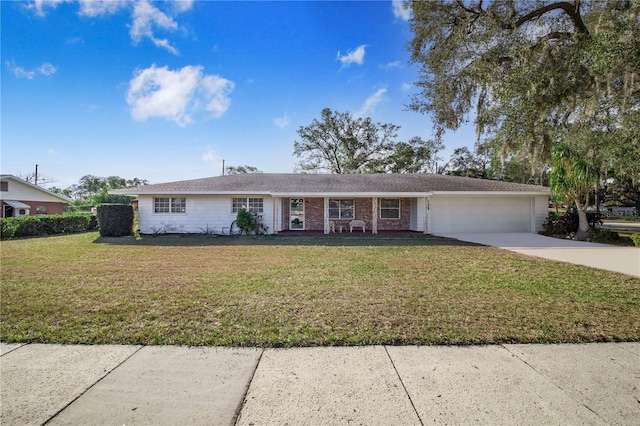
[510, 2, 589, 35]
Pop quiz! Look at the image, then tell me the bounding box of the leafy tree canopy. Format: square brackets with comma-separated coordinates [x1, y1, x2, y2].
[407, 0, 640, 181]
[293, 108, 443, 174]
[69, 175, 148, 202]
[226, 165, 262, 174]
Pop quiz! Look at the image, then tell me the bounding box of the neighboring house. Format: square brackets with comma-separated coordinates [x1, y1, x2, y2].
[112, 173, 550, 235]
[0, 175, 72, 218]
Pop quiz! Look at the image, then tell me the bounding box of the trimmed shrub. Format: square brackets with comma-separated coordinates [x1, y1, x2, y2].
[97, 204, 133, 237]
[631, 233, 640, 247]
[12, 216, 46, 238]
[40, 215, 90, 234]
[0, 214, 97, 240]
[0, 218, 18, 240]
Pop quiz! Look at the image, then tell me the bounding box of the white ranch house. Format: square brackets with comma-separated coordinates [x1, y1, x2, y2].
[112, 173, 550, 235]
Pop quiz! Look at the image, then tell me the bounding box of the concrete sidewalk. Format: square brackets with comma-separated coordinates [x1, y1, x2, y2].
[2, 342, 639, 425]
[438, 233, 640, 277]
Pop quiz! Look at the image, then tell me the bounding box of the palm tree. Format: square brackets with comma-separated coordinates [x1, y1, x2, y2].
[549, 143, 599, 241]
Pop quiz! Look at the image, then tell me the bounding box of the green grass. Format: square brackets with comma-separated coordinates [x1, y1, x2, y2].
[603, 216, 640, 222]
[1, 232, 639, 347]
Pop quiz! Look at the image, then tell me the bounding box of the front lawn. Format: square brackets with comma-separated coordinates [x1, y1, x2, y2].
[1, 232, 638, 347]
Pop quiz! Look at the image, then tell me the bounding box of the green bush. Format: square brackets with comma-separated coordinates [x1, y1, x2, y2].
[631, 232, 640, 247]
[0, 214, 98, 240]
[236, 209, 255, 235]
[97, 204, 133, 237]
[541, 210, 603, 237]
[40, 215, 91, 234]
[593, 228, 620, 243]
[0, 218, 18, 240]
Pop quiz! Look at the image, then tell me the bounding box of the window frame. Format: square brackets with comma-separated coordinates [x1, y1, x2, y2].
[36, 206, 48, 215]
[380, 198, 401, 220]
[328, 198, 354, 220]
[154, 197, 187, 214]
[232, 197, 264, 214]
[0, 182, 8, 192]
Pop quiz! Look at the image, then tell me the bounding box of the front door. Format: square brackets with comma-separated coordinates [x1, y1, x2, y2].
[290, 198, 304, 230]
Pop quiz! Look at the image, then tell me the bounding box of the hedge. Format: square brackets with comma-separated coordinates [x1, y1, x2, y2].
[97, 204, 133, 237]
[0, 214, 98, 240]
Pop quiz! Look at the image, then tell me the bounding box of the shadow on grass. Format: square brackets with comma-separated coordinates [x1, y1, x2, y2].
[93, 233, 481, 247]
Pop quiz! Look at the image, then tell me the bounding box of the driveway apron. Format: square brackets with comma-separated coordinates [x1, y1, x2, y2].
[437, 233, 640, 277]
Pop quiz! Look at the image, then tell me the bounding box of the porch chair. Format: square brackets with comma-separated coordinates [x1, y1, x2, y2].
[349, 219, 366, 233]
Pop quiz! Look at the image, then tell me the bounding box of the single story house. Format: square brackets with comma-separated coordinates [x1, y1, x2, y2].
[112, 173, 550, 235]
[0, 174, 72, 218]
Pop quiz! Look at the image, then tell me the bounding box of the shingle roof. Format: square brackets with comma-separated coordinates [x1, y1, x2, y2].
[112, 173, 549, 196]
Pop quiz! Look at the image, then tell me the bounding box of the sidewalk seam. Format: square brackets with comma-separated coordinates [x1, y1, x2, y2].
[233, 348, 265, 426]
[384, 346, 424, 426]
[500, 344, 608, 424]
[41, 345, 145, 426]
[0, 342, 28, 357]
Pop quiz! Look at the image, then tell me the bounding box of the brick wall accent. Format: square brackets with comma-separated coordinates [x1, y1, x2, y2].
[378, 198, 411, 231]
[1, 200, 65, 217]
[305, 198, 324, 230]
[280, 197, 412, 232]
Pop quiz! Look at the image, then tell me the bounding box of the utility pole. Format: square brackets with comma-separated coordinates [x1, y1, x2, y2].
[222, 159, 225, 176]
[35, 164, 39, 186]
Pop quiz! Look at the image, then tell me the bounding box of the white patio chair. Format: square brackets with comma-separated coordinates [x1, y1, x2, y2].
[349, 219, 366, 233]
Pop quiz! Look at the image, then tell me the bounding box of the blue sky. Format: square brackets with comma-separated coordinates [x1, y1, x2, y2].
[2, 0, 475, 188]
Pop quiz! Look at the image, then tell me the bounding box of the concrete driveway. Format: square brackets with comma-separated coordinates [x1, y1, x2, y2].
[437, 233, 640, 277]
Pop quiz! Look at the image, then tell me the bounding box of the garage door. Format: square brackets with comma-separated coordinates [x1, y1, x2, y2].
[430, 196, 532, 233]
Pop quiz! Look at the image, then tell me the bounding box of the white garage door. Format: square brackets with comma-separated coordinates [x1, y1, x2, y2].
[430, 196, 532, 233]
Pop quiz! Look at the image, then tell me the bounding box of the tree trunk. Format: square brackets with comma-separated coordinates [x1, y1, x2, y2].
[574, 198, 593, 241]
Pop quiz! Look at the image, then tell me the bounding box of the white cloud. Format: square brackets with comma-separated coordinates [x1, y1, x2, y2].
[47, 148, 57, 155]
[78, 0, 127, 17]
[392, 0, 410, 21]
[130, 0, 180, 55]
[379, 60, 402, 71]
[202, 147, 215, 162]
[26, 0, 71, 17]
[401, 82, 413, 92]
[198, 74, 235, 118]
[38, 63, 57, 76]
[358, 88, 387, 116]
[6, 61, 57, 79]
[337, 44, 366, 67]
[273, 112, 290, 129]
[173, 0, 193, 13]
[126, 64, 234, 126]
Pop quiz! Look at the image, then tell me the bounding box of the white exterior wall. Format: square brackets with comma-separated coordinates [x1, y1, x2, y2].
[0, 178, 67, 203]
[429, 195, 537, 233]
[137, 195, 275, 234]
[409, 198, 426, 232]
[533, 195, 549, 233]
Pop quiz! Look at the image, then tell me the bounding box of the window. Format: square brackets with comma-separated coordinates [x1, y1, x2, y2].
[154, 197, 186, 213]
[380, 198, 400, 219]
[0, 182, 7, 192]
[248, 198, 263, 213]
[36, 206, 48, 215]
[328, 199, 354, 219]
[232, 197, 264, 213]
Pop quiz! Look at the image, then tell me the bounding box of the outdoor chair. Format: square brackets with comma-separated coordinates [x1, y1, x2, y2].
[349, 219, 366, 233]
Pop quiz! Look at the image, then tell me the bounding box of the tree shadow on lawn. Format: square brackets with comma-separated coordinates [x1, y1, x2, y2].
[93, 233, 482, 247]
